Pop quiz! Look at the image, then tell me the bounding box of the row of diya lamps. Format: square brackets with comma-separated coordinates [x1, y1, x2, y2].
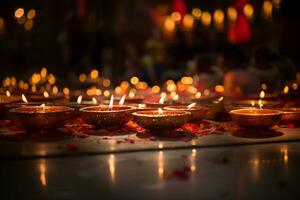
[0, 91, 300, 133]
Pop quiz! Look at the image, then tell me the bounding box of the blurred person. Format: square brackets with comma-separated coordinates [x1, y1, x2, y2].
[219, 46, 260, 97]
[193, 54, 222, 91]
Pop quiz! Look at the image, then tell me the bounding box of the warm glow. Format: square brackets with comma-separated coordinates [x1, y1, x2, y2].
[251, 101, 255, 107]
[11, 77, 16, 86]
[22, 94, 28, 103]
[201, 11, 211, 26]
[172, 94, 179, 101]
[43, 91, 49, 98]
[213, 9, 224, 24]
[260, 91, 265, 99]
[108, 154, 115, 183]
[79, 73, 86, 82]
[24, 19, 34, 31]
[167, 82, 177, 92]
[195, 92, 201, 99]
[263, 1, 273, 17]
[259, 104, 264, 109]
[183, 14, 194, 30]
[159, 93, 166, 104]
[63, 87, 70, 96]
[109, 95, 114, 110]
[92, 97, 97, 104]
[120, 81, 129, 89]
[204, 89, 210, 96]
[243, 4, 254, 18]
[192, 8, 202, 19]
[171, 12, 181, 22]
[41, 103, 45, 108]
[103, 79, 111, 87]
[130, 76, 139, 85]
[31, 85, 36, 93]
[39, 160, 47, 187]
[31, 73, 41, 84]
[40, 67, 47, 78]
[152, 85, 160, 93]
[119, 95, 126, 105]
[164, 16, 175, 33]
[158, 151, 164, 179]
[292, 83, 298, 90]
[283, 86, 289, 94]
[77, 95, 83, 104]
[215, 85, 224, 93]
[15, 8, 25, 18]
[158, 108, 163, 115]
[187, 103, 196, 109]
[218, 96, 224, 102]
[47, 74, 56, 85]
[227, 7, 238, 22]
[103, 90, 110, 97]
[27, 9, 36, 20]
[6, 90, 11, 97]
[90, 69, 99, 79]
[181, 76, 193, 85]
[129, 91, 135, 98]
[52, 86, 58, 94]
[261, 83, 267, 90]
[273, 0, 281, 9]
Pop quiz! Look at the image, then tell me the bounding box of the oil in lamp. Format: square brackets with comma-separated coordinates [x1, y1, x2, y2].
[79, 95, 134, 128]
[164, 102, 208, 122]
[132, 108, 190, 131]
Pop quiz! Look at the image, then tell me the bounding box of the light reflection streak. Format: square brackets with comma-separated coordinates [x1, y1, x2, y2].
[109, 154, 115, 183]
[158, 151, 164, 179]
[39, 159, 47, 187]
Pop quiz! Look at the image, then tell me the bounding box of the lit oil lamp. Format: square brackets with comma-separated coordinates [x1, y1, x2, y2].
[67, 95, 97, 110]
[132, 108, 190, 130]
[10, 104, 73, 132]
[79, 95, 134, 128]
[280, 107, 300, 124]
[164, 102, 208, 122]
[229, 107, 282, 129]
[4, 94, 50, 111]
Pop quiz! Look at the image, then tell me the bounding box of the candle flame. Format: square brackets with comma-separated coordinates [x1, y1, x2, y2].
[92, 97, 97, 104]
[41, 104, 45, 108]
[158, 108, 163, 115]
[119, 95, 126, 105]
[260, 91, 265, 99]
[218, 96, 224, 102]
[22, 94, 28, 103]
[283, 86, 289, 94]
[6, 90, 11, 97]
[109, 95, 114, 110]
[251, 101, 255, 107]
[159, 93, 166, 104]
[195, 92, 201, 99]
[43, 91, 49, 98]
[138, 104, 146, 108]
[258, 99, 262, 105]
[187, 102, 196, 109]
[172, 94, 179, 100]
[259, 104, 263, 109]
[77, 95, 82, 104]
[129, 91, 135, 98]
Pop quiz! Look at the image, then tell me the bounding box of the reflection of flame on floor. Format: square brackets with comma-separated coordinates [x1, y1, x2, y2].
[190, 149, 197, 172]
[158, 151, 164, 179]
[39, 159, 47, 187]
[109, 154, 115, 183]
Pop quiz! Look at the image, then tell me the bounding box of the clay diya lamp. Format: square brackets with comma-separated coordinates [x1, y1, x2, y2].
[132, 108, 190, 131]
[280, 107, 300, 125]
[9, 105, 73, 132]
[164, 103, 208, 122]
[229, 108, 282, 129]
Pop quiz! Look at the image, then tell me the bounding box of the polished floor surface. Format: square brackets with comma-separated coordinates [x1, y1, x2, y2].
[1, 142, 300, 199]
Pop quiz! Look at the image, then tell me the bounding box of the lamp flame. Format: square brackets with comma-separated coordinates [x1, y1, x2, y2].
[43, 91, 49, 98]
[41, 104, 45, 108]
[6, 90, 11, 97]
[251, 101, 255, 107]
[187, 103, 196, 109]
[129, 91, 135, 98]
[109, 95, 114, 110]
[92, 97, 97, 105]
[259, 104, 263, 109]
[172, 94, 179, 101]
[119, 95, 126, 105]
[260, 91, 265, 99]
[283, 86, 289, 94]
[159, 93, 166, 104]
[218, 96, 224, 102]
[158, 108, 163, 115]
[77, 95, 82, 104]
[138, 104, 146, 108]
[22, 94, 28, 103]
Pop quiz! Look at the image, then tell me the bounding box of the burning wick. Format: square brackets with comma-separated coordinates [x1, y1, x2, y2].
[77, 95, 82, 104]
[43, 91, 50, 98]
[187, 103, 196, 109]
[119, 95, 126, 105]
[158, 108, 163, 115]
[92, 97, 97, 105]
[251, 101, 255, 107]
[129, 92, 135, 98]
[6, 90, 11, 97]
[260, 91, 265, 99]
[259, 104, 263, 109]
[109, 95, 114, 111]
[138, 104, 146, 108]
[195, 92, 201, 99]
[22, 94, 28, 104]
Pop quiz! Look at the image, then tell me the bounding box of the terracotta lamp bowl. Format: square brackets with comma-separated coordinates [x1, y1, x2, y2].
[280, 107, 300, 124]
[164, 105, 208, 122]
